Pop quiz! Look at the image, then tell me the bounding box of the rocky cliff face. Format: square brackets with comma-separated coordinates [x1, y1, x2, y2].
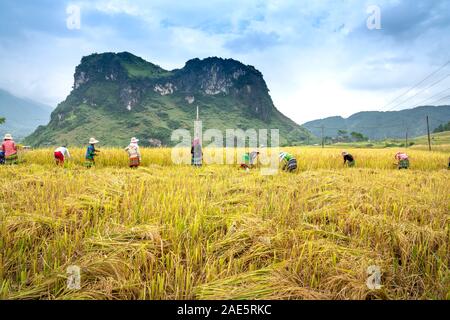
[71, 54, 274, 120]
[173, 57, 273, 121]
[25, 52, 311, 146]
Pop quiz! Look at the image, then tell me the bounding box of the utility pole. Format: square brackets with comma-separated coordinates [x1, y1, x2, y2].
[194, 105, 202, 144]
[321, 125, 324, 148]
[405, 127, 408, 149]
[426, 115, 432, 151]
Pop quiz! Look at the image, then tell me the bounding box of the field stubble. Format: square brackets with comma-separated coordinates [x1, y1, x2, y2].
[0, 147, 448, 299]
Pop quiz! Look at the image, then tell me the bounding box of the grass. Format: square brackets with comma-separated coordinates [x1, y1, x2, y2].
[0, 147, 449, 300]
[330, 131, 450, 152]
[413, 131, 450, 145]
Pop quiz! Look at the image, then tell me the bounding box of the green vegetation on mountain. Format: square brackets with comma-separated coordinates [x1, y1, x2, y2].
[433, 121, 450, 133]
[303, 106, 450, 140]
[412, 130, 450, 145]
[323, 130, 368, 144]
[25, 52, 311, 147]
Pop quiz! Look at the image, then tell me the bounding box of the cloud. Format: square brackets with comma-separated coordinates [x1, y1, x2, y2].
[225, 31, 280, 53]
[88, 0, 140, 16]
[0, 0, 449, 122]
[376, 1, 450, 40]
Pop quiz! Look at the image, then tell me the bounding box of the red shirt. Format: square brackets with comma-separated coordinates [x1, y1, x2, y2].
[2, 140, 17, 157]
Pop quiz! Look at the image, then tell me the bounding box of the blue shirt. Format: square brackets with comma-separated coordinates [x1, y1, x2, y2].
[85, 145, 96, 160]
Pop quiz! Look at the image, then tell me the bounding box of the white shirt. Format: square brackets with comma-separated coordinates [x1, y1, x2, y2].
[55, 147, 71, 158]
[125, 143, 141, 159]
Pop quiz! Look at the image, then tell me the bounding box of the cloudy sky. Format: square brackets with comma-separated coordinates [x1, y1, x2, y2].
[0, 0, 449, 123]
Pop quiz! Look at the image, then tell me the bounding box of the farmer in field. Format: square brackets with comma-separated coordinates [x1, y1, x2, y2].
[54, 145, 71, 166]
[191, 137, 203, 167]
[342, 151, 355, 167]
[395, 151, 409, 169]
[125, 137, 141, 168]
[240, 150, 260, 171]
[1, 133, 18, 165]
[279, 151, 297, 172]
[85, 138, 100, 168]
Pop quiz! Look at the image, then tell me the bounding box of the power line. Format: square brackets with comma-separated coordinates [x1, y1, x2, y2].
[307, 82, 450, 132]
[308, 123, 401, 130]
[308, 115, 450, 132]
[386, 72, 450, 111]
[380, 60, 450, 111]
[428, 94, 450, 106]
[408, 86, 450, 108]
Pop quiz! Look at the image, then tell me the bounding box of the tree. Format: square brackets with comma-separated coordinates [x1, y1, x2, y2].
[337, 130, 349, 142]
[0, 117, 5, 125]
[350, 131, 368, 142]
[324, 136, 333, 144]
[433, 121, 450, 133]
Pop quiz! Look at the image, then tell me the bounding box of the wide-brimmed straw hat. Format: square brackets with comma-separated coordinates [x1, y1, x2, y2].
[342, 151, 349, 156]
[130, 137, 139, 143]
[3, 133, 13, 140]
[89, 138, 99, 144]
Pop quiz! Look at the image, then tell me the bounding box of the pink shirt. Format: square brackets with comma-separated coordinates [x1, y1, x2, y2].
[396, 153, 408, 161]
[2, 140, 17, 157]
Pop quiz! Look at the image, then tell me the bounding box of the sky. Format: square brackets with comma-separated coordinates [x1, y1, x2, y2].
[0, 0, 449, 124]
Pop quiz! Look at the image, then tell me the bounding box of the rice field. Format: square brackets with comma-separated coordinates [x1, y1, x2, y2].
[0, 147, 449, 300]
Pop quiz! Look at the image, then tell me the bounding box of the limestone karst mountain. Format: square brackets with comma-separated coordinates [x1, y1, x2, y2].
[24, 52, 311, 146]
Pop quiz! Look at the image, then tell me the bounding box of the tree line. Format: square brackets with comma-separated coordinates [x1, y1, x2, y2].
[324, 130, 369, 144]
[433, 121, 450, 133]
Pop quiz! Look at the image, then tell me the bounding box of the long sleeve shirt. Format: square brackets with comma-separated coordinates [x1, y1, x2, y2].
[85, 145, 97, 160]
[125, 144, 141, 160]
[280, 152, 294, 162]
[1, 140, 17, 157]
[343, 154, 354, 164]
[55, 147, 71, 158]
[396, 153, 409, 161]
[242, 152, 259, 165]
[280, 152, 295, 170]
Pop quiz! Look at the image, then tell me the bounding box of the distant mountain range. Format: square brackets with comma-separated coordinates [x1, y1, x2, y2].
[302, 106, 450, 140]
[24, 52, 311, 147]
[0, 89, 52, 141]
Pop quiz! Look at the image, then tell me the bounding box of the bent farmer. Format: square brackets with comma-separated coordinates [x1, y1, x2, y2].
[240, 150, 260, 171]
[2, 134, 18, 165]
[85, 138, 100, 168]
[279, 151, 297, 172]
[395, 152, 409, 169]
[191, 137, 203, 167]
[342, 151, 355, 167]
[54, 146, 71, 166]
[125, 137, 141, 168]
